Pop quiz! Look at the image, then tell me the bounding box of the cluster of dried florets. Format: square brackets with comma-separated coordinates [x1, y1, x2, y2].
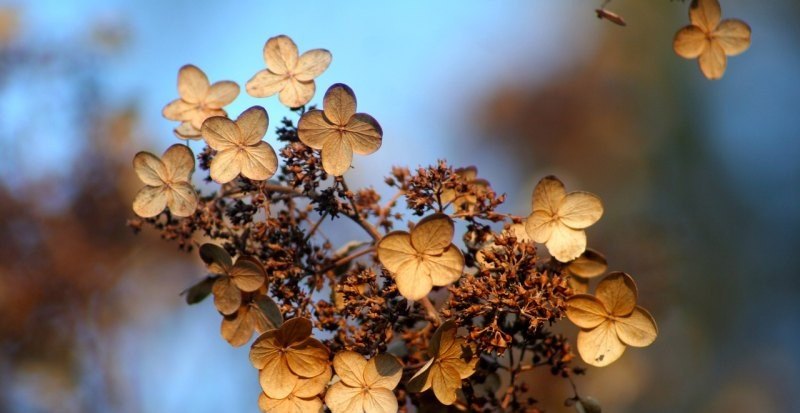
[129, 34, 658, 413]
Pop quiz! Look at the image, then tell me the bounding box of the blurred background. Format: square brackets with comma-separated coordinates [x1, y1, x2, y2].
[1, 0, 798, 412]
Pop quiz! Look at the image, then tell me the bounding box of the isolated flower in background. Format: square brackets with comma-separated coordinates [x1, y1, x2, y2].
[325, 351, 403, 413]
[199, 243, 266, 315]
[258, 366, 331, 413]
[246, 35, 332, 108]
[565, 248, 608, 293]
[566, 272, 658, 367]
[377, 214, 464, 300]
[132, 144, 198, 217]
[297, 83, 383, 176]
[162, 64, 239, 139]
[201, 106, 279, 183]
[673, 0, 751, 80]
[407, 321, 476, 405]
[525, 175, 603, 262]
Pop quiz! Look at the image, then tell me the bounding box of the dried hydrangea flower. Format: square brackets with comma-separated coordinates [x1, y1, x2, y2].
[297, 84, 382, 176]
[325, 351, 403, 413]
[566, 272, 658, 367]
[673, 0, 751, 80]
[407, 321, 476, 405]
[377, 214, 464, 300]
[525, 176, 603, 263]
[566, 248, 608, 293]
[257, 366, 331, 413]
[246, 35, 332, 108]
[250, 317, 330, 399]
[162, 64, 240, 139]
[132, 144, 198, 217]
[440, 166, 490, 213]
[200, 243, 267, 315]
[201, 106, 279, 183]
[221, 296, 281, 347]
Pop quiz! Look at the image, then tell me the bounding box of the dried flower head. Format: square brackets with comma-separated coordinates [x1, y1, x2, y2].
[407, 321, 477, 405]
[566, 272, 657, 367]
[297, 84, 383, 176]
[525, 176, 603, 263]
[132, 144, 198, 217]
[325, 351, 403, 413]
[246, 35, 332, 108]
[257, 366, 331, 413]
[673, 0, 751, 80]
[201, 106, 279, 183]
[162, 64, 240, 139]
[377, 214, 464, 300]
[199, 243, 266, 315]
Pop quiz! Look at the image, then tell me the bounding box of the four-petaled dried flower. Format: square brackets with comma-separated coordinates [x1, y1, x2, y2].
[325, 351, 403, 413]
[525, 175, 603, 263]
[201, 106, 279, 183]
[132, 144, 198, 217]
[297, 83, 383, 176]
[258, 366, 331, 413]
[162, 64, 239, 139]
[199, 243, 267, 316]
[250, 317, 330, 399]
[246, 35, 332, 108]
[673, 0, 751, 80]
[407, 321, 477, 405]
[377, 213, 464, 300]
[566, 272, 658, 367]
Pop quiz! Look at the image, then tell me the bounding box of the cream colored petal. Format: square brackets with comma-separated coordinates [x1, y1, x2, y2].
[344, 114, 382, 155]
[259, 393, 322, 413]
[247, 70, 289, 98]
[363, 387, 398, 413]
[264, 35, 298, 75]
[161, 144, 195, 182]
[230, 259, 266, 292]
[133, 151, 166, 186]
[221, 307, 255, 347]
[546, 223, 586, 263]
[295, 49, 332, 81]
[323, 83, 357, 125]
[278, 317, 312, 345]
[532, 175, 566, 213]
[566, 295, 608, 329]
[615, 306, 658, 347]
[251, 331, 283, 369]
[425, 247, 464, 286]
[325, 382, 364, 413]
[162, 98, 196, 121]
[394, 259, 432, 301]
[714, 19, 752, 56]
[177, 64, 209, 104]
[430, 363, 461, 405]
[190, 108, 227, 130]
[293, 366, 332, 398]
[205, 81, 239, 109]
[567, 249, 608, 278]
[364, 354, 402, 389]
[525, 210, 556, 243]
[201, 116, 240, 151]
[558, 192, 603, 229]
[689, 0, 721, 32]
[286, 338, 329, 378]
[210, 149, 244, 184]
[297, 110, 335, 149]
[241, 142, 279, 181]
[510, 223, 533, 243]
[673, 25, 709, 59]
[279, 78, 315, 108]
[166, 182, 198, 217]
[595, 272, 638, 317]
[377, 232, 416, 273]
[411, 213, 454, 255]
[174, 121, 202, 140]
[698, 38, 727, 80]
[236, 106, 269, 145]
[132, 186, 167, 217]
[333, 350, 368, 387]
[212, 277, 241, 315]
[577, 321, 626, 367]
[321, 135, 353, 176]
[261, 356, 299, 399]
[406, 358, 434, 393]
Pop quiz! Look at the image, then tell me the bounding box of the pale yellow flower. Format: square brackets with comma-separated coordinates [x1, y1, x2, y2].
[201, 106, 279, 184]
[297, 84, 382, 176]
[566, 272, 658, 367]
[132, 144, 198, 218]
[673, 0, 751, 80]
[377, 214, 464, 301]
[257, 366, 331, 413]
[199, 243, 266, 316]
[325, 351, 403, 413]
[407, 321, 476, 405]
[162, 64, 239, 139]
[246, 35, 332, 108]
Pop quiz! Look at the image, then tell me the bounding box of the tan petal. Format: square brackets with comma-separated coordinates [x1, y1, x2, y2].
[259, 393, 322, 413]
[569, 275, 590, 294]
[252, 296, 284, 332]
[230, 258, 266, 292]
[132, 186, 167, 217]
[260, 356, 299, 399]
[615, 306, 658, 347]
[241, 142, 279, 181]
[246, 70, 289, 98]
[221, 307, 255, 347]
[673, 25, 709, 59]
[190, 108, 226, 130]
[278, 317, 312, 346]
[295, 49, 332, 82]
[363, 387, 398, 413]
[321, 135, 353, 176]
[210, 148, 244, 184]
[279, 78, 315, 108]
[595, 272, 638, 317]
[546, 224, 586, 263]
[445, 357, 476, 380]
[394, 259, 432, 301]
[406, 358, 434, 393]
[325, 382, 364, 413]
[577, 321, 626, 367]
[714, 19, 751, 56]
[212, 277, 241, 315]
[161, 144, 195, 182]
[236, 106, 269, 145]
[425, 247, 464, 286]
[411, 213, 454, 255]
[133, 151, 166, 186]
[199, 243, 233, 274]
[162, 98, 196, 121]
[332, 350, 368, 387]
[698, 37, 727, 80]
[377, 232, 416, 273]
[430, 363, 461, 405]
[525, 210, 556, 243]
[429, 320, 457, 358]
[567, 249, 608, 278]
[251, 331, 283, 369]
[205, 81, 239, 109]
[532, 175, 566, 213]
[201, 116, 240, 151]
[364, 354, 402, 389]
[689, 0, 721, 32]
[566, 295, 608, 329]
[177, 64, 209, 104]
[174, 121, 202, 140]
[166, 182, 198, 217]
[558, 192, 603, 229]
[344, 114, 382, 155]
[323, 83, 357, 125]
[286, 338, 329, 378]
[293, 366, 332, 398]
[297, 110, 336, 149]
[264, 35, 298, 75]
